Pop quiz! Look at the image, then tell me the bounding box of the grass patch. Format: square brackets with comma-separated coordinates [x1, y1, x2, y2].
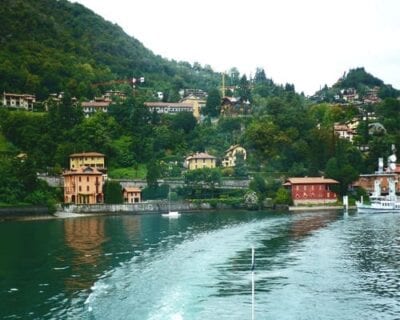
[0, 133, 12, 152]
[108, 165, 147, 179]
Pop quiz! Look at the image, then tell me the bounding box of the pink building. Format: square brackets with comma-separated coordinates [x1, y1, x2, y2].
[123, 187, 142, 203]
[63, 166, 104, 204]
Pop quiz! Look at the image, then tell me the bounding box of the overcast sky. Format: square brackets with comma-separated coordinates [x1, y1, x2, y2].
[72, 0, 400, 95]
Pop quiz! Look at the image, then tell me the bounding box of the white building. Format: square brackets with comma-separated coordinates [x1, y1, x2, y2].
[2, 92, 36, 111]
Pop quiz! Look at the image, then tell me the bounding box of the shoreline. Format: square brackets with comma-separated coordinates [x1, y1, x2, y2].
[289, 205, 353, 212]
[0, 203, 353, 222]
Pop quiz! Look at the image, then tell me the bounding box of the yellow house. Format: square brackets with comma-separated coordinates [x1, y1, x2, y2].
[63, 166, 104, 204]
[185, 152, 216, 170]
[222, 145, 247, 167]
[123, 187, 142, 203]
[70, 152, 105, 171]
[180, 95, 206, 120]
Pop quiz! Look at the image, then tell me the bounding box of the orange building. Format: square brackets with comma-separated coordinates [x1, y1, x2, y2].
[123, 187, 142, 203]
[63, 166, 104, 204]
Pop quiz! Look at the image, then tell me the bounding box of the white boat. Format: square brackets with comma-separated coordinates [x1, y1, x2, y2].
[356, 159, 400, 213]
[162, 188, 180, 218]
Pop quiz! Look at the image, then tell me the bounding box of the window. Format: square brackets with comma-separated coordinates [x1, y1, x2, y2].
[87, 186, 89, 191]
[79, 177, 81, 182]
[79, 186, 82, 192]
[87, 177, 89, 182]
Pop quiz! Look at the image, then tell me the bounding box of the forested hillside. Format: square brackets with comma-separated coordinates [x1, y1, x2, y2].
[1, 0, 399, 208]
[0, 0, 220, 99]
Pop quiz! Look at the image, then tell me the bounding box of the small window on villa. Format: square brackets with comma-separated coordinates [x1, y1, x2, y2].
[87, 177, 89, 182]
[79, 177, 81, 182]
[79, 186, 82, 191]
[87, 186, 89, 191]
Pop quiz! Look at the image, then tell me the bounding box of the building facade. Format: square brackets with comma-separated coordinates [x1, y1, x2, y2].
[284, 177, 339, 206]
[180, 95, 206, 120]
[81, 99, 111, 118]
[222, 145, 247, 167]
[2, 93, 36, 111]
[185, 152, 216, 170]
[69, 152, 106, 171]
[63, 166, 104, 204]
[144, 102, 193, 115]
[123, 187, 142, 203]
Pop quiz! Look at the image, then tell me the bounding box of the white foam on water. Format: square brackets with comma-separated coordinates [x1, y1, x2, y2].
[85, 217, 284, 319]
[53, 266, 70, 270]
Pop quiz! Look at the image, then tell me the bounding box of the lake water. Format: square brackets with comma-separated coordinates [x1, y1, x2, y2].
[1, 210, 400, 319]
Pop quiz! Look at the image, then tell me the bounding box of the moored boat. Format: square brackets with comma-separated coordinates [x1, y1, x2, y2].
[356, 150, 400, 213]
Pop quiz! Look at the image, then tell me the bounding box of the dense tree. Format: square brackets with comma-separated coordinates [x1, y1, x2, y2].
[249, 174, 267, 207]
[203, 89, 221, 117]
[254, 68, 267, 84]
[104, 180, 123, 204]
[238, 75, 252, 102]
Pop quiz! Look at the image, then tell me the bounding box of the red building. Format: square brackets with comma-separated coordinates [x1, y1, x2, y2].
[284, 177, 339, 206]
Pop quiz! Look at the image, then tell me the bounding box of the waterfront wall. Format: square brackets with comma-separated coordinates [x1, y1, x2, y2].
[0, 206, 50, 218]
[60, 201, 217, 214]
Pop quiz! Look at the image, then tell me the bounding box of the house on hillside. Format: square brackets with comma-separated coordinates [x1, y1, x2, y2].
[220, 97, 251, 116]
[283, 177, 339, 206]
[185, 152, 216, 170]
[69, 152, 106, 172]
[2, 92, 36, 111]
[81, 98, 112, 118]
[180, 95, 206, 120]
[334, 123, 356, 142]
[222, 145, 247, 167]
[63, 166, 104, 204]
[123, 187, 142, 203]
[144, 101, 193, 116]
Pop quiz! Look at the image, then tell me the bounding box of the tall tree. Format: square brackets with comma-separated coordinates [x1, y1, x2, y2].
[203, 89, 221, 117]
[104, 180, 123, 204]
[238, 75, 252, 102]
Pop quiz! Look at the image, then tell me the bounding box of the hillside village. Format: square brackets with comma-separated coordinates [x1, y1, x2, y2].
[2, 65, 400, 211]
[1, 0, 400, 211]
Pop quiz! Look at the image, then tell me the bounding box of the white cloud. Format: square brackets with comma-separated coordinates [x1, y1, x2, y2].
[72, 0, 400, 95]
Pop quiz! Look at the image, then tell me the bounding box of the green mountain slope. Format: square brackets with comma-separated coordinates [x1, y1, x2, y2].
[0, 0, 220, 99]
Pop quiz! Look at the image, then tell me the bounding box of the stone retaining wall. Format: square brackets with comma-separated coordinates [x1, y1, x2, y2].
[60, 201, 216, 214]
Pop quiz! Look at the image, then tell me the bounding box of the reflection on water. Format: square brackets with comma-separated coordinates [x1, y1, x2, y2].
[2, 211, 400, 319]
[64, 218, 106, 292]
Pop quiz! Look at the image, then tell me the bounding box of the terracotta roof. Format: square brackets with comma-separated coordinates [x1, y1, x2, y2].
[285, 177, 339, 184]
[186, 152, 216, 160]
[144, 102, 193, 108]
[123, 187, 141, 192]
[70, 152, 105, 157]
[63, 166, 102, 176]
